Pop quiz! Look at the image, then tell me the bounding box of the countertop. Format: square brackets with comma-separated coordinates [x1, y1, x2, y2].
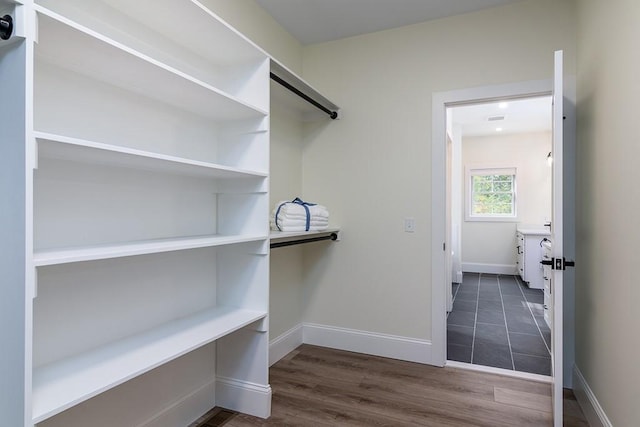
[516, 225, 551, 236]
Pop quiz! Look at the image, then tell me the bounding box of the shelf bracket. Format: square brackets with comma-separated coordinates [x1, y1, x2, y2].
[32, 268, 38, 299]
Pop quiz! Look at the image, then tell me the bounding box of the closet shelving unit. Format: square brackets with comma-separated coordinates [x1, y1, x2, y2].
[2, 0, 272, 426]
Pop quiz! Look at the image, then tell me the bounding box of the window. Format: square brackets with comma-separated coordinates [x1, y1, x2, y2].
[466, 167, 516, 221]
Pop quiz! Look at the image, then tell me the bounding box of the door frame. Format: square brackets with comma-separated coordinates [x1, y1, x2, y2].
[431, 78, 575, 383]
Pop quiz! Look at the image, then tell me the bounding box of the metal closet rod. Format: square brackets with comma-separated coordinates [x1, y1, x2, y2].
[270, 72, 338, 120]
[270, 232, 338, 249]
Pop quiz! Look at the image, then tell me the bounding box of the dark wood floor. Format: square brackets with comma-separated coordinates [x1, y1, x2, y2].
[196, 344, 588, 427]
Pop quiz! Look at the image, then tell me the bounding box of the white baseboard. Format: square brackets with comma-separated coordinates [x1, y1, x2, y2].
[462, 263, 517, 275]
[139, 380, 215, 427]
[268, 323, 433, 367]
[302, 323, 432, 364]
[454, 270, 463, 284]
[269, 324, 303, 366]
[572, 365, 612, 427]
[216, 377, 272, 419]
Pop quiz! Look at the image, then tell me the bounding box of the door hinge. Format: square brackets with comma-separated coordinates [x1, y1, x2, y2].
[540, 257, 575, 270]
[443, 242, 446, 251]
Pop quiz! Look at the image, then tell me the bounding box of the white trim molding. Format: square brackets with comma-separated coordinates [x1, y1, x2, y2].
[269, 323, 432, 366]
[572, 365, 612, 427]
[462, 263, 517, 275]
[139, 380, 215, 427]
[215, 377, 272, 419]
[269, 324, 303, 366]
[302, 323, 432, 364]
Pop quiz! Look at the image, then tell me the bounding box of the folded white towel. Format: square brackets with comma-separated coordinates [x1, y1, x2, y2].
[271, 211, 329, 221]
[271, 218, 329, 228]
[274, 201, 329, 218]
[271, 224, 329, 232]
[271, 198, 330, 232]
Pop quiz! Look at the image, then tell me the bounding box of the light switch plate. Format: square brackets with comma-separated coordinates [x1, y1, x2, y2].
[404, 217, 415, 233]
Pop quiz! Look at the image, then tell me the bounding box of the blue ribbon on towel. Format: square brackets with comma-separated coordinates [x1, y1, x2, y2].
[275, 197, 317, 231]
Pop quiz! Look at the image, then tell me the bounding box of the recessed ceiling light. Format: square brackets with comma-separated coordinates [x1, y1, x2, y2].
[498, 102, 508, 109]
[496, 127, 503, 132]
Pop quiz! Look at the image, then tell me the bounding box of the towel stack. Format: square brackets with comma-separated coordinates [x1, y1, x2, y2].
[270, 198, 329, 232]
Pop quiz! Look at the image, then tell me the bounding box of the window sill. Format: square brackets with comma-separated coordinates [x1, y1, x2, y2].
[465, 216, 519, 223]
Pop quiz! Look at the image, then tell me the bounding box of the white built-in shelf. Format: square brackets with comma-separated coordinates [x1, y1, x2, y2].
[34, 234, 268, 267]
[38, 0, 268, 72]
[270, 60, 340, 121]
[36, 132, 268, 179]
[32, 306, 267, 423]
[34, 6, 268, 120]
[2, 0, 272, 424]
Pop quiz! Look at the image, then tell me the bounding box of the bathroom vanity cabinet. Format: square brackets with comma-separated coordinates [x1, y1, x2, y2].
[516, 226, 550, 290]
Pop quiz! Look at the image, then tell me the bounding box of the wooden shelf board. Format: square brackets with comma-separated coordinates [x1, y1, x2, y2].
[35, 132, 268, 179]
[34, 234, 268, 267]
[34, 7, 267, 121]
[32, 306, 267, 423]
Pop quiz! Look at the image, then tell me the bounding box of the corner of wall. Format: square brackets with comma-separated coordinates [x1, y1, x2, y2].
[572, 364, 613, 427]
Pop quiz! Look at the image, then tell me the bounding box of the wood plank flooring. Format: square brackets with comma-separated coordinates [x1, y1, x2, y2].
[195, 344, 588, 426]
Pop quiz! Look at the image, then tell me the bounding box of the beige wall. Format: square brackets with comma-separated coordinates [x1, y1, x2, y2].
[576, 0, 640, 424]
[199, 0, 302, 74]
[461, 132, 552, 268]
[300, 0, 576, 339]
[269, 103, 305, 338]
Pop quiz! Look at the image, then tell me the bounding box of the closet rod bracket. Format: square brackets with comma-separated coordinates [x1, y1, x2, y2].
[0, 14, 13, 40]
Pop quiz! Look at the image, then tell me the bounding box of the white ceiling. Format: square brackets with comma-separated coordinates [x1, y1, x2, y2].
[256, 1, 548, 136]
[255, 0, 525, 45]
[451, 96, 552, 137]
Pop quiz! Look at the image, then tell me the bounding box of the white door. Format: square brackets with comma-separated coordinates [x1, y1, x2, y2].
[550, 49, 565, 427]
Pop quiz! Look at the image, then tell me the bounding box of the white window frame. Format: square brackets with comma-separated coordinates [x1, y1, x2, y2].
[465, 166, 518, 222]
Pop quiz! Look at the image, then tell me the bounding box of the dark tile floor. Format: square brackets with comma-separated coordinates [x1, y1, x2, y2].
[447, 273, 552, 376]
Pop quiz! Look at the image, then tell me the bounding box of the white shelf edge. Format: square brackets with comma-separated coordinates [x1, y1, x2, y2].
[270, 228, 340, 244]
[34, 5, 269, 118]
[191, 0, 269, 60]
[34, 234, 268, 267]
[32, 306, 267, 423]
[35, 131, 268, 179]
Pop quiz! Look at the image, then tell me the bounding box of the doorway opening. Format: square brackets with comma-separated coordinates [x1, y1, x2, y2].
[430, 78, 563, 368]
[445, 96, 552, 375]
